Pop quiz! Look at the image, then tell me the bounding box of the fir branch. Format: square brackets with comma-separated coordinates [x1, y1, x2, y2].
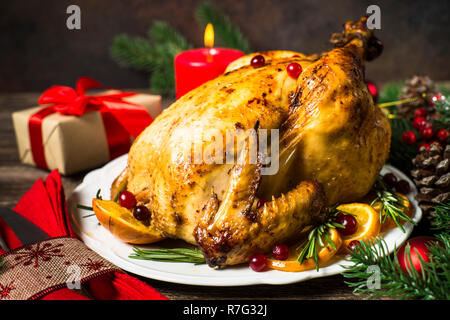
[196, 2, 251, 53]
[110, 21, 192, 96]
[430, 202, 450, 236]
[342, 237, 450, 300]
[378, 82, 404, 104]
[433, 95, 450, 130]
[149, 21, 192, 57]
[110, 34, 157, 71]
[129, 247, 206, 265]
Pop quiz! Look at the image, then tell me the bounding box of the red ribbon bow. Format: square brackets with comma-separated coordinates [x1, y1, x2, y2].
[29, 77, 153, 170]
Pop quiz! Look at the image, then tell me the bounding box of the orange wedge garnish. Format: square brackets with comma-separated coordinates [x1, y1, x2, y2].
[267, 228, 342, 272]
[92, 199, 164, 244]
[336, 203, 381, 253]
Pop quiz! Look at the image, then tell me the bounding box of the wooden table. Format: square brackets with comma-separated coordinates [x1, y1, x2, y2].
[1, 92, 368, 300]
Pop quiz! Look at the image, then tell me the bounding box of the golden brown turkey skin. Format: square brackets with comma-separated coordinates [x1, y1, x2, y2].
[126, 53, 317, 246]
[116, 17, 391, 267]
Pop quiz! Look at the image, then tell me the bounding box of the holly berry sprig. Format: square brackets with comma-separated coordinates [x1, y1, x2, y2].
[401, 94, 449, 150]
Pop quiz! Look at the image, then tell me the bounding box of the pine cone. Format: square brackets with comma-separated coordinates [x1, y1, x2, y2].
[411, 142, 450, 213]
[397, 76, 437, 118]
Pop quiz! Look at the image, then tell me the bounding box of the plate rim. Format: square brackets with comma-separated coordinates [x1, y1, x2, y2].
[69, 155, 422, 286]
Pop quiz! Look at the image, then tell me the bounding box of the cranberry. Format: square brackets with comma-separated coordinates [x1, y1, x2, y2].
[420, 126, 434, 140]
[417, 142, 430, 152]
[251, 55, 265, 68]
[133, 205, 150, 222]
[348, 240, 361, 252]
[336, 213, 358, 236]
[383, 173, 398, 188]
[286, 62, 303, 79]
[272, 244, 290, 260]
[249, 254, 267, 272]
[413, 108, 427, 118]
[118, 191, 136, 209]
[256, 198, 268, 209]
[366, 80, 378, 102]
[402, 131, 416, 145]
[412, 117, 427, 131]
[437, 129, 449, 142]
[395, 180, 411, 194]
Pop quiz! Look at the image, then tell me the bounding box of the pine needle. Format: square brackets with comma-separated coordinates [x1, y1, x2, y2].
[342, 236, 450, 300]
[430, 202, 450, 236]
[196, 2, 251, 53]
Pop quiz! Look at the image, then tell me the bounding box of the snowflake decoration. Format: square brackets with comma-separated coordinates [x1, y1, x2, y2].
[0, 281, 15, 300]
[81, 258, 106, 271]
[11, 242, 65, 269]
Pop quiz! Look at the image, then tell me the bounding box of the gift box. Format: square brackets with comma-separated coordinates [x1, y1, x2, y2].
[12, 77, 161, 175]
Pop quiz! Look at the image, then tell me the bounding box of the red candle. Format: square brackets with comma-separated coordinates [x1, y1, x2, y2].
[174, 24, 244, 99]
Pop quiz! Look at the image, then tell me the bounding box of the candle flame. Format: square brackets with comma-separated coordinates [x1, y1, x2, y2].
[204, 23, 214, 48]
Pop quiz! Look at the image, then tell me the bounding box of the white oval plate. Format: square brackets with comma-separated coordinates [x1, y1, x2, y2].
[69, 154, 422, 286]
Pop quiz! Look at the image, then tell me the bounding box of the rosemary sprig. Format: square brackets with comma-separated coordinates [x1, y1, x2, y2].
[77, 204, 93, 211]
[371, 176, 415, 232]
[77, 189, 102, 217]
[297, 209, 344, 271]
[129, 247, 206, 265]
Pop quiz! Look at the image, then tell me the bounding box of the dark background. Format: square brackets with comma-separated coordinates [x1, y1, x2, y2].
[1, 0, 449, 93]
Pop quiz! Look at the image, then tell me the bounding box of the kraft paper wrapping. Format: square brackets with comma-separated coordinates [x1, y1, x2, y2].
[12, 92, 161, 175]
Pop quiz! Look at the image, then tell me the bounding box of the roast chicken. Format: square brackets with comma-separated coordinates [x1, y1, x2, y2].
[111, 17, 391, 267]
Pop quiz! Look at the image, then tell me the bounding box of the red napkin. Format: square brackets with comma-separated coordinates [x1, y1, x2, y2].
[0, 170, 167, 300]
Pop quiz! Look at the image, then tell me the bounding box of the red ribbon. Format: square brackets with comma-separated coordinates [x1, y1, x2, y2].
[29, 77, 153, 170]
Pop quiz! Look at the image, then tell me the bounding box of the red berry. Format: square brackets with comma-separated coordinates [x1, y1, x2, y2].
[272, 244, 290, 260]
[383, 173, 398, 188]
[133, 205, 150, 222]
[348, 240, 360, 252]
[413, 108, 427, 118]
[118, 191, 136, 209]
[256, 198, 267, 209]
[395, 180, 411, 194]
[251, 55, 265, 68]
[402, 131, 416, 145]
[249, 254, 267, 272]
[366, 80, 378, 102]
[286, 62, 302, 79]
[412, 117, 427, 131]
[437, 129, 449, 142]
[417, 142, 430, 152]
[336, 213, 358, 236]
[420, 126, 434, 140]
[430, 93, 444, 106]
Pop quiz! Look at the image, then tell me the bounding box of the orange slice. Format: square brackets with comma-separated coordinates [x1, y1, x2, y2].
[336, 203, 381, 253]
[267, 228, 342, 272]
[372, 193, 413, 231]
[92, 199, 164, 244]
